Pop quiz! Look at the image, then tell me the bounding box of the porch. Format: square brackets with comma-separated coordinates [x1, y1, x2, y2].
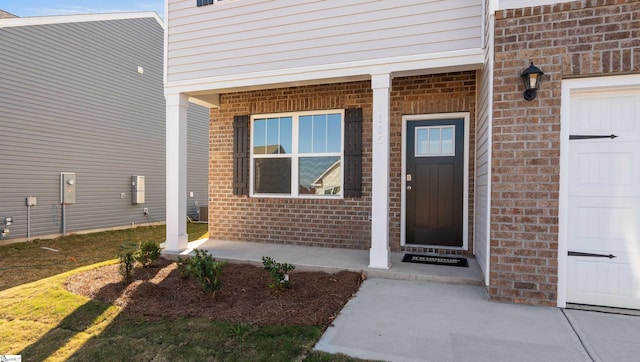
[163, 238, 484, 285]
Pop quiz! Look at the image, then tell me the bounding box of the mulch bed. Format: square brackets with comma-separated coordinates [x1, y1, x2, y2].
[64, 258, 363, 326]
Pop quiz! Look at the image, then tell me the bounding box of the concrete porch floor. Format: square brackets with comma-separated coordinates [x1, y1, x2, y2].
[162, 238, 485, 286]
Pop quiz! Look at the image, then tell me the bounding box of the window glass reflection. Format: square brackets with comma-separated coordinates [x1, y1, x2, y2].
[298, 157, 341, 195]
[253, 117, 292, 154]
[429, 128, 441, 155]
[441, 127, 453, 154]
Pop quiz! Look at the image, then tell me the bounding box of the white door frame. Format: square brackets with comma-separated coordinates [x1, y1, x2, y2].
[558, 74, 640, 308]
[401, 112, 470, 250]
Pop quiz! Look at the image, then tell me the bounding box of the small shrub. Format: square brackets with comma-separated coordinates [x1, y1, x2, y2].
[262, 256, 295, 289]
[134, 240, 163, 268]
[118, 243, 137, 284]
[177, 249, 226, 295]
[226, 323, 251, 337]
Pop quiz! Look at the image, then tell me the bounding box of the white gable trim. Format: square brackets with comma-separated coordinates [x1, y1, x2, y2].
[0, 12, 163, 29]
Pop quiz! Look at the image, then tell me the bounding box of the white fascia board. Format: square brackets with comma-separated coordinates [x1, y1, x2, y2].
[498, 0, 560, 10]
[488, 0, 500, 14]
[0, 11, 163, 29]
[164, 48, 484, 96]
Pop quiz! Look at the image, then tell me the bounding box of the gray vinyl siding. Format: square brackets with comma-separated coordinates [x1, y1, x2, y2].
[0, 17, 209, 240]
[167, 0, 483, 83]
[187, 104, 209, 220]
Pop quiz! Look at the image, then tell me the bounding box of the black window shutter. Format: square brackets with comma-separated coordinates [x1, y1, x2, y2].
[344, 108, 362, 198]
[233, 115, 249, 195]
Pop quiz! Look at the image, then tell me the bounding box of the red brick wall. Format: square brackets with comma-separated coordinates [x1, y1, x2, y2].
[210, 81, 373, 249]
[209, 72, 476, 251]
[491, 0, 640, 305]
[391, 73, 477, 254]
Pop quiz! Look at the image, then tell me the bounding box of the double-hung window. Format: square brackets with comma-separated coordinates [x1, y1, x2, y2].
[251, 110, 343, 198]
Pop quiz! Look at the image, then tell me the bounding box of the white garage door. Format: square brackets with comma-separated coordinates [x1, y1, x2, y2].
[566, 86, 640, 310]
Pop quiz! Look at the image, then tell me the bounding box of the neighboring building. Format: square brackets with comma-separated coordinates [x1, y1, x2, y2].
[0, 12, 209, 243]
[0, 10, 17, 19]
[164, 0, 639, 310]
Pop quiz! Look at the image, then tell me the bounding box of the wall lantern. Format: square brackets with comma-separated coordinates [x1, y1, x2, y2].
[520, 62, 544, 101]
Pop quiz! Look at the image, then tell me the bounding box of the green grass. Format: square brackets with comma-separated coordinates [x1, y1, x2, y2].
[0, 224, 369, 361]
[0, 223, 208, 291]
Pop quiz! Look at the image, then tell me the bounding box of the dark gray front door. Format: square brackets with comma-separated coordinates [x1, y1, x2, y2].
[406, 119, 464, 246]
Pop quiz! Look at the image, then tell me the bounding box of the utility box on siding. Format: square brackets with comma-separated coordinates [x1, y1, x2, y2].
[61, 172, 77, 204]
[131, 176, 145, 204]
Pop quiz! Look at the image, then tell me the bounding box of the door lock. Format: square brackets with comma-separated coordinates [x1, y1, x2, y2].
[406, 185, 412, 191]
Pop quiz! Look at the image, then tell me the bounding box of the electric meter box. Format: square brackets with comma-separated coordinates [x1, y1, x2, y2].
[61, 172, 77, 204]
[131, 175, 145, 204]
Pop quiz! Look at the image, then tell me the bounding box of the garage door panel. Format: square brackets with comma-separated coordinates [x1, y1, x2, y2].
[566, 84, 640, 310]
[569, 198, 635, 253]
[570, 93, 640, 139]
[568, 258, 640, 309]
[569, 144, 639, 197]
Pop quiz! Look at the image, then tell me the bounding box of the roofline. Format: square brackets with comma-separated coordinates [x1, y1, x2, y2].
[0, 11, 163, 29]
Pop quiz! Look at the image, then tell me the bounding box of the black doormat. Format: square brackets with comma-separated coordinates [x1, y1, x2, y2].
[402, 253, 468, 267]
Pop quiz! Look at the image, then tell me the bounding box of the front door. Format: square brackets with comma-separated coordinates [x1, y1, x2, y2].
[406, 119, 464, 246]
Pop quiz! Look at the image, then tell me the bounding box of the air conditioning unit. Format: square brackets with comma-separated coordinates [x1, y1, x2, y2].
[198, 206, 208, 222]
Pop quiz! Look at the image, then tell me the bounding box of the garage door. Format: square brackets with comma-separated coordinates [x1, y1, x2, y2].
[566, 86, 640, 310]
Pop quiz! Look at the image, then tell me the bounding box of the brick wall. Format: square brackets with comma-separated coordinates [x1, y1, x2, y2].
[391, 73, 477, 254]
[209, 72, 476, 251]
[210, 81, 373, 249]
[491, 0, 640, 305]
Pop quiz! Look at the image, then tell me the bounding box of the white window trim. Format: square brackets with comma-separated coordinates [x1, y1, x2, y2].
[249, 109, 345, 199]
[400, 113, 470, 250]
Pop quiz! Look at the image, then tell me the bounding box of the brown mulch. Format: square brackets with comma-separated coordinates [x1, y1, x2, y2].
[64, 258, 363, 326]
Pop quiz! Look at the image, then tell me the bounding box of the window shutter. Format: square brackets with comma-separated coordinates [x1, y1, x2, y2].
[344, 108, 362, 198]
[233, 115, 249, 195]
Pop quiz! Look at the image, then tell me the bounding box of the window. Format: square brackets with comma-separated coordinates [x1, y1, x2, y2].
[251, 111, 344, 197]
[415, 125, 455, 157]
[197, 0, 223, 7]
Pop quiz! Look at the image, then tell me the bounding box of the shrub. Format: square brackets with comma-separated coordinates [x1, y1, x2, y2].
[177, 249, 226, 295]
[133, 240, 163, 268]
[118, 243, 137, 284]
[262, 256, 295, 290]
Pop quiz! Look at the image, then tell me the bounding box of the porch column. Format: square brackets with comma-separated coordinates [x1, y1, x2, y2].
[369, 73, 391, 269]
[165, 92, 189, 252]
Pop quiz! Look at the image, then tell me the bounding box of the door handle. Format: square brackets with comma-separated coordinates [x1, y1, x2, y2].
[568, 251, 616, 259]
[406, 185, 412, 191]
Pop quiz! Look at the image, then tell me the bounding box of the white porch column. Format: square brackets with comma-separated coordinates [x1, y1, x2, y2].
[369, 73, 392, 269]
[165, 93, 189, 252]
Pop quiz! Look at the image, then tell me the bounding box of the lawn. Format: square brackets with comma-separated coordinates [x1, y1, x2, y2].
[0, 223, 208, 292]
[0, 224, 366, 361]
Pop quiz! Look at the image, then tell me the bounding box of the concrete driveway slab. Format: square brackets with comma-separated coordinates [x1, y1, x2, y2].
[315, 278, 590, 362]
[563, 309, 640, 362]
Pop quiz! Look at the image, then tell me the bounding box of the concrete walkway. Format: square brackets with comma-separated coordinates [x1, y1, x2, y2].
[165, 239, 640, 362]
[316, 279, 640, 361]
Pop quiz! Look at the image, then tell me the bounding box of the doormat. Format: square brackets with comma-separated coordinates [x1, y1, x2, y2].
[402, 254, 468, 267]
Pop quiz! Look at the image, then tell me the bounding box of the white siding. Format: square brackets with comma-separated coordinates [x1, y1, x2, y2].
[167, 0, 483, 83]
[474, 2, 493, 284]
